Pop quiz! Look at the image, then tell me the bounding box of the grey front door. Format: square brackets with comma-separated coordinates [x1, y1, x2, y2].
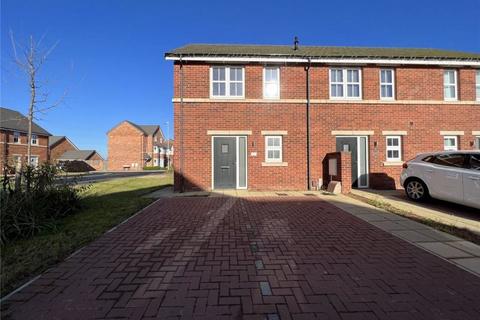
[214, 137, 236, 189]
[336, 137, 359, 187]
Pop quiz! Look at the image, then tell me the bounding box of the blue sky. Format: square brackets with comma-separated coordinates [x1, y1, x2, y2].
[2, 0, 479, 157]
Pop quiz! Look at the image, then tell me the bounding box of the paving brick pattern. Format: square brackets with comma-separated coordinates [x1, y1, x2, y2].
[3, 197, 480, 319]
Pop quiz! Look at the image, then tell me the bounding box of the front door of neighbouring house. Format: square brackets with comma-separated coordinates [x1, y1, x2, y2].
[213, 137, 237, 189]
[336, 136, 368, 188]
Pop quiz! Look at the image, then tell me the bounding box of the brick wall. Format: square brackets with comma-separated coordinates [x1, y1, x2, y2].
[172, 62, 479, 191]
[0, 130, 49, 167]
[86, 152, 105, 171]
[107, 122, 146, 171]
[50, 138, 77, 162]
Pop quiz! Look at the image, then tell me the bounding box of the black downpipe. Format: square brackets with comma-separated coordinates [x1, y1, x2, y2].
[305, 58, 311, 190]
[179, 55, 185, 192]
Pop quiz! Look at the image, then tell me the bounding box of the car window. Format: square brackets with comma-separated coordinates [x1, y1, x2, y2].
[431, 153, 466, 168]
[422, 155, 435, 163]
[469, 153, 480, 170]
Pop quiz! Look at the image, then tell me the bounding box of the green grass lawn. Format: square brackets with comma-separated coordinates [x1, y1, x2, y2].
[1, 173, 172, 297]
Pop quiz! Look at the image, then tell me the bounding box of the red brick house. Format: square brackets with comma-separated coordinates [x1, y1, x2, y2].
[0, 107, 51, 169]
[165, 44, 480, 191]
[107, 121, 165, 171]
[49, 136, 78, 162]
[49, 136, 105, 171]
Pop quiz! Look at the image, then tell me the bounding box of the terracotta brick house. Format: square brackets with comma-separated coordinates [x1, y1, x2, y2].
[49, 136, 105, 171]
[57, 150, 105, 171]
[49, 136, 78, 161]
[0, 107, 51, 169]
[165, 44, 480, 192]
[107, 121, 166, 171]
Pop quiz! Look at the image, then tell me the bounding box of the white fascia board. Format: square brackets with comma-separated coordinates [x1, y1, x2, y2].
[165, 56, 480, 67]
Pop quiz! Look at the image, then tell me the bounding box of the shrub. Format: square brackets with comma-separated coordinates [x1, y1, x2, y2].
[0, 164, 86, 244]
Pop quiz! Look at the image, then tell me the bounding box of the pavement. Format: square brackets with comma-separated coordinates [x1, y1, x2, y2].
[3, 190, 480, 319]
[350, 189, 480, 234]
[57, 171, 166, 184]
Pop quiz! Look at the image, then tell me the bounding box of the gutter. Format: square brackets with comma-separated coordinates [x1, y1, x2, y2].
[305, 58, 311, 190]
[165, 55, 480, 67]
[179, 55, 185, 192]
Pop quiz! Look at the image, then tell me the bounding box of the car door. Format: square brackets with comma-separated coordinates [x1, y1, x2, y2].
[431, 153, 466, 204]
[463, 153, 480, 208]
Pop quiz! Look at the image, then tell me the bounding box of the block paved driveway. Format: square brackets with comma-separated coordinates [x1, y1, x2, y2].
[3, 196, 480, 320]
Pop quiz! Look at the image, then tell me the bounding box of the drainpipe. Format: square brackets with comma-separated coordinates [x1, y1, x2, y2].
[305, 58, 311, 190]
[179, 55, 185, 192]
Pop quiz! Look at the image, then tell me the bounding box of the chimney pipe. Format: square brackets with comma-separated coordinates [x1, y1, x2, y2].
[293, 36, 299, 50]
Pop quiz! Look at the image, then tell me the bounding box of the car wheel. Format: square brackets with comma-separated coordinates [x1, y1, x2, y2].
[405, 179, 429, 201]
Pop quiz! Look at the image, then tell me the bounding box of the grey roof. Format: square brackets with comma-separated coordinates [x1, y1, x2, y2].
[124, 121, 159, 136]
[58, 150, 97, 160]
[166, 44, 480, 61]
[49, 136, 65, 147]
[0, 107, 51, 136]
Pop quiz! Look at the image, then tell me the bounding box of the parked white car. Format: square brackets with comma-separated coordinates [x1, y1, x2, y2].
[400, 151, 480, 209]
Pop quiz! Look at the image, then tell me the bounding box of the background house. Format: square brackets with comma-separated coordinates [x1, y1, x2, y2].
[49, 136, 78, 162]
[0, 107, 51, 169]
[50, 136, 105, 171]
[57, 150, 105, 171]
[107, 120, 166, 171]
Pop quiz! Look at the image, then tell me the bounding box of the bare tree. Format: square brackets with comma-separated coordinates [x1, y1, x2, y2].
[9, 31, 66, 165]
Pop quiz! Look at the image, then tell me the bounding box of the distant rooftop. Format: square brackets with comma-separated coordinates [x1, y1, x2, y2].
[58, 150, 99, 160]
[125, 121, 160, 136]
[166, 44, 480, 61]
[0, 107, 51, 136]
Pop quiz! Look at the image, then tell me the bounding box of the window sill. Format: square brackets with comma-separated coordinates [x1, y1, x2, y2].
[329, 97, 362, 101]
[383, 161, 403, 166]
[210, 96, 245, 100]
[262, 162, 288, 167]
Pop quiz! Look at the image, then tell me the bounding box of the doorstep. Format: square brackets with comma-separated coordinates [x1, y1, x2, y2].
[318, 192, 480, 277]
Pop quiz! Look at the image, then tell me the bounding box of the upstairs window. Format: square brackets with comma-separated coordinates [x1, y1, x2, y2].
[211, 66, 244, 98]
[444, 70, 457, 101]
[31, 134, 38, 145]
[13, 131, 20, 143]
[443, 136, 458, 151]
[330, 68, 361, 99]
[380, 69, 395, 100]
[386, 136, 402, 161]
[263, 67, 280, 99]
[265, 136, 282, 162]
[476, 70, 480, 101]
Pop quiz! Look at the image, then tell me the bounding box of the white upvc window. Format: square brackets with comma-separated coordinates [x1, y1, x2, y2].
[265, 136, 282, 162]
[386, 136, 402, 161]
[475, 136, 480, 150]
[210, 66, 244, 98]
[13, 131, 20, 143]
[31, 134, 38, 145]
[444, 70, 457, 101]
[476, 70, 480, 101]
[263, 67, 280, 99]
[330, 68, 362, 99]
[30, 156, 39, 167]
[443, 135, 458, 151]
[380, 69, 395, 100]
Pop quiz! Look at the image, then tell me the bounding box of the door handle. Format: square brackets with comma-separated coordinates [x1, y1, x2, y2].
[468, 176, 480, 180]
[426, 169, 433, 173]
[221, 166, 230, 169]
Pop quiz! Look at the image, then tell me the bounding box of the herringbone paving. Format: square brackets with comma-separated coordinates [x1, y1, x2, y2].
[3, 197, 480, 319]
